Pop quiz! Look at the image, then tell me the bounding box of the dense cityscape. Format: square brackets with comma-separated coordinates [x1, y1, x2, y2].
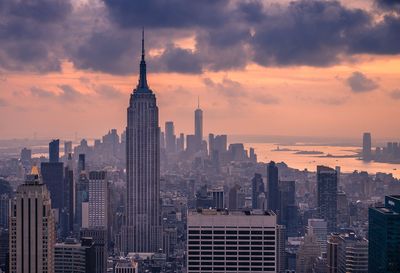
[0, 30, 399, 273]
[1, 0, 400, 272]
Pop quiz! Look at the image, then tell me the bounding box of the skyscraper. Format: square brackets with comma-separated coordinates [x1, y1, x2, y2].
[251, 173, 265, 209]
[187, 209, 278, 273]
[368, 195, 400, 273]
[88, 171, 109, 228]
[49, 139, 60, 163]
[194, 99, 203, 152]
[41, 151, 64, 211]
[9, 168, 55, 273]
[362, 132, 372, 161]
[317, 165, 338, 233]
[125, 30, 161, 252]
[267, 161, 279, 212]
[279, 180, 298, 237]
[165, 121, 176, 154]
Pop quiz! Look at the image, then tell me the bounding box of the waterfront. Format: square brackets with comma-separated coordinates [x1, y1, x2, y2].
[245, 143, 400, 178]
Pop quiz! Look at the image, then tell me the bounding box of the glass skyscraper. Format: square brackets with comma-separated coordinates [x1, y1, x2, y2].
[369, 195, 400, 273]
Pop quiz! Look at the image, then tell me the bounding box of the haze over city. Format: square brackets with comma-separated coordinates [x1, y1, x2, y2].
[0, 1, 400, 273]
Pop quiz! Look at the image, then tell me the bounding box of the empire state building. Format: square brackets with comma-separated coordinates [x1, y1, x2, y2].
[125, 30, 161, 252]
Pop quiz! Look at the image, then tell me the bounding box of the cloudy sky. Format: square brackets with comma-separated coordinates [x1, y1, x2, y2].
[0, 0, 399, 140]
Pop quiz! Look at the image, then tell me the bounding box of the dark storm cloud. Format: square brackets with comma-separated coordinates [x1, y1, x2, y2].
[375, 0, 400, 11]
[251, 0, 371, 66]
[2, 0, 400, 75]
[103, 0, 230, 28]
[346, 72, 379, 93]
[69, 31, 137, 75]
[153, 45, 203, 74]
[0, 0, 72, 72]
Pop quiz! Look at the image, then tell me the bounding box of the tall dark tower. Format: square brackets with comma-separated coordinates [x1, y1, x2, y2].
[194, 98, 203, 151]
[125, 30, 161, 252]
[267, 161, 279, 212]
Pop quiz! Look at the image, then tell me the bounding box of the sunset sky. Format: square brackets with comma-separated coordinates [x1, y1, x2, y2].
[0, 0, 399, 140]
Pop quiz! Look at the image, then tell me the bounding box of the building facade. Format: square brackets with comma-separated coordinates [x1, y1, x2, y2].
[368, 195, 400, 273]
[9, 170, 55, 273]
[317, 166, 338, 232]
[125, 30, 161, 252]
[187, 209, 277, 273]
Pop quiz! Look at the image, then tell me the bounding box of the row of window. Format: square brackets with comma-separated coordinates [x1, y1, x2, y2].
[188, 246, 275, 251]
[189, 230, 275, 235]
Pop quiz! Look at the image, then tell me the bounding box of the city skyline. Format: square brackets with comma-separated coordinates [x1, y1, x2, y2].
[0, 0, 399, 140]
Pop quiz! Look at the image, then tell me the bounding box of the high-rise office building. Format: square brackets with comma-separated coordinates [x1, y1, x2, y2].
[9, 168, 55, 273]
[362, 132, 372, 161]
[20, 147, 32, 170]
[307, 219, 328, 254]
[279, 180, 298, 237]
[115, 257, 138, 273]
[267, 161, 279, 213]
[62, 155, 74, 237]
[88, 171, 108, 228]
[210, 187, 224, 210]
[0, 228, 9, 272]
[41, 140, 64, 211]
[296, 234, 321, 273]
[194, 101, 203, 152]
[54, 237, 96, 273]
[327, 233, 340, 273]
[78, 154, 86, 174]
[80, 228, 107, 273]
[187, 209, 277, 273]
[176, 133, 185, 152]
[338, 232, 368, 273]
[368, 195, 400, 273]
[0, 194, 9, 229]
[125, 30, 161, 252]
[165, 121, 176, 154]
[75, 171, 89, 232]
[64, 141, 73, 157]
[49, 139, 60, 163]
[317, 166, 338, 232]
[251, 173, 265, 209]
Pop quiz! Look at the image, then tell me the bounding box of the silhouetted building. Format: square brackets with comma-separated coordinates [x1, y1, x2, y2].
[194, 102, 203, 152]
[125, 30, 161, 252]
[279, 180, 298, 237]
[49, 139, 60, 163]
[41, 161, 64, 211]
[362, 132, 372, 161]
[165, 121, 176, 154]
[252, 173, 265, 209]
[80, 228, 107, 273]
[9, 168, 55, 273]
[317, 166, 338, 232]
[267, 161, 279, 213]
[62, 154, 74, 237]
[368, 195, 400, 273]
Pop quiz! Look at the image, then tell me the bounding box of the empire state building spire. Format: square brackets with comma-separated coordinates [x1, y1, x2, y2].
[138, 28, 148, 90]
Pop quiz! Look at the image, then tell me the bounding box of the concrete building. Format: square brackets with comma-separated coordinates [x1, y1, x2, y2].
[307, 219, 328, 254]
[9, 168, 55, 273]
[54, 237, 95, 273]
[88, 171, 109, 228]
[187, 209, 277, 273]
[115, 257, 138, 273]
